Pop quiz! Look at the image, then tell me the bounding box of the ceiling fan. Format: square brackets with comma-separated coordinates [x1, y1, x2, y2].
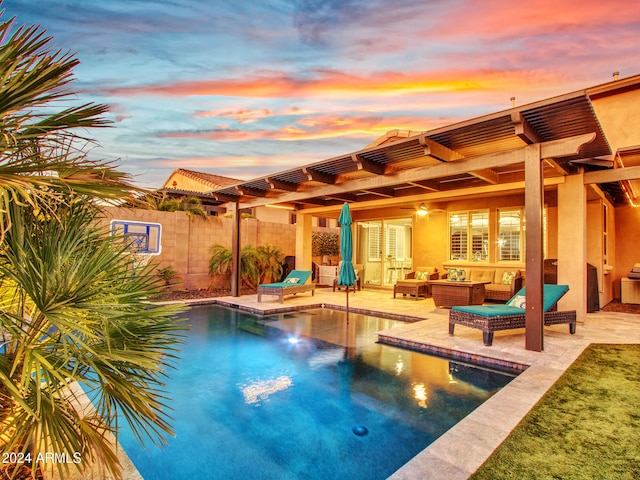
[401, 203, 430, 216]
[400, 203, 448, 216]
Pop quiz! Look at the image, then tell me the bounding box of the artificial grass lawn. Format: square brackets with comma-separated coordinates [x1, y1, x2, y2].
[471, 344, 640, 480]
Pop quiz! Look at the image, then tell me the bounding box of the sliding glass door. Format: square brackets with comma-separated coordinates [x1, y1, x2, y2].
[356, 218, 412, 287]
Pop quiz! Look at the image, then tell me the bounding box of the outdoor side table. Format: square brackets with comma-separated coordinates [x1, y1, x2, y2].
[428, 280, 490, 308]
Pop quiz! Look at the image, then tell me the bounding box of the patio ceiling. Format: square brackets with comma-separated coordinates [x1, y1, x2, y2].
[206, 84, 634, 213]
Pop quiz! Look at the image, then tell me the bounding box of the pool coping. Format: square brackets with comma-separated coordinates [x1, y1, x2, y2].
[376, 334, 528, 374]
[209, 298, 428, 323]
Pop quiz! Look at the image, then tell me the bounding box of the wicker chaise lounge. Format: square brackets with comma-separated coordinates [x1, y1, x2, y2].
[257, 270, 315, 303]
[448, 284, 577, 346]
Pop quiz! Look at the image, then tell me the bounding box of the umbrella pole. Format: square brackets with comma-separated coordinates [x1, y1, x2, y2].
[346, 286, 350, 323]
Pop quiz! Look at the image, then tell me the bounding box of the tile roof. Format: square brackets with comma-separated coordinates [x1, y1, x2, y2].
[166, 168, 243, 190]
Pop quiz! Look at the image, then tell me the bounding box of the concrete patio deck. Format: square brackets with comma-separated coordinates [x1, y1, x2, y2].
[181, 286, 639, 480]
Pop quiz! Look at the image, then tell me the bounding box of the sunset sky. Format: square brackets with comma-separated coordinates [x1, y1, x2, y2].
[7, 0, 640, 188]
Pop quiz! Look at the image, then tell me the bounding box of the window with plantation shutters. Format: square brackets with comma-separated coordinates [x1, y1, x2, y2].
[368, 224, 381, 261]
[385, 225, 404, 260]
[449, 211, 488, 261]
[498, 210, 521, 261]
[449, 213, 468, 260]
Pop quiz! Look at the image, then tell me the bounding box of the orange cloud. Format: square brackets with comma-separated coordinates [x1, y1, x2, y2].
[101, 68, 530, 100]
[149, 153, 325, 180]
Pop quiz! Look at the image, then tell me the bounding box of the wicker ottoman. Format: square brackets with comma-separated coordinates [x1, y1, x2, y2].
[393, 279, 427, 300]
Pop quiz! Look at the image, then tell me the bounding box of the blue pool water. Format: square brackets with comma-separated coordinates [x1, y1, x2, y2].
[118, 305, 515, 479]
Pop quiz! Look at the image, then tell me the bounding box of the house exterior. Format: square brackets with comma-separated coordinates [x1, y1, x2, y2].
[201, 73, 640, 351]
[160, 167, 338, 227]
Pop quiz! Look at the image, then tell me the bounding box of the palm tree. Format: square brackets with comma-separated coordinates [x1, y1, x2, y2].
[0, 198, 185, 480]
[256, 244, 284, 284]
[0, 15, 139, 225]
[132, 193, 208, 218]
[209, 244, 261, 290]
[0, 9, 185, 480]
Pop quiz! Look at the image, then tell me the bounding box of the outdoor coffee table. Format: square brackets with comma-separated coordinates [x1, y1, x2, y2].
[428, 280, 490, 308]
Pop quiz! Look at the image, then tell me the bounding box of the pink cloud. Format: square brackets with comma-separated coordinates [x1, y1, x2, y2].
[195, 107, 272, 123]
[159, 112, 449, 144]
[431, 0, 638, 41]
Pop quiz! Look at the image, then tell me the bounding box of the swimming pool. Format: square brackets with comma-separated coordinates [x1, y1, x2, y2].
[118, 305, 515, 479]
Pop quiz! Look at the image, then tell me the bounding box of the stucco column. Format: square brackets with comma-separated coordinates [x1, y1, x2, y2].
[557, 173, 587, 318]
[295, 212, 313, 271]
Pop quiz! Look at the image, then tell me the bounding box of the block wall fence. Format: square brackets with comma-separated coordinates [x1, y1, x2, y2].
[100, 207, 337, 290]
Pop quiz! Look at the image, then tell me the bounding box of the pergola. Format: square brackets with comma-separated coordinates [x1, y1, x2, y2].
[207, 74, 640, 352]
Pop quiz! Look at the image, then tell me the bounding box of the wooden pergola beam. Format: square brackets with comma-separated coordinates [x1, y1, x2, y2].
[360, 187, 395, 198]
[419, 136, 464, 161]
[235, 186, 266, 197]
[470, 168, 499, 184]
[583, 165, 640, 183]
[544, 158, 571, 175]
[266, 177, 298, 191]
[212, 192, 239, 203]
[352, 154, 386, 175]
[239, 133, 596, 209]
[511, 112, 543, 144]
[408, 180, 441, 191]
[326, 192, 357, 202]
[302, 167, 337, 184]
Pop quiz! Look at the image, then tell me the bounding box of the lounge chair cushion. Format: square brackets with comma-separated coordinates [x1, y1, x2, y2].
[509, 284, 569, 312]
[259, 270, 312, 289]
[451, 304, 525, 317]
[259, 282, 289, 289]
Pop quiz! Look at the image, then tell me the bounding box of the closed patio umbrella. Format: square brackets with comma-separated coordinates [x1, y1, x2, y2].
[337, 202, 357, 319]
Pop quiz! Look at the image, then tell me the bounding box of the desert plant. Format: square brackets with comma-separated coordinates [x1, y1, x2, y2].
[157, 265, 181, 289]
[208, 244, 261, 289]
[256, 244, 284, 284]
[208, 244, 233, 276]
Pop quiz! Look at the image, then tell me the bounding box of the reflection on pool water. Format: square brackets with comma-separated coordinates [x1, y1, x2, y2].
[119, 305, 516, 480]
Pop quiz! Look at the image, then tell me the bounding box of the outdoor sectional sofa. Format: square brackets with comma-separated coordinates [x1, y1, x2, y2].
[257, 270, 315, 303]
[448, 284, 577, 346]
[444, 266, 523, 302]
